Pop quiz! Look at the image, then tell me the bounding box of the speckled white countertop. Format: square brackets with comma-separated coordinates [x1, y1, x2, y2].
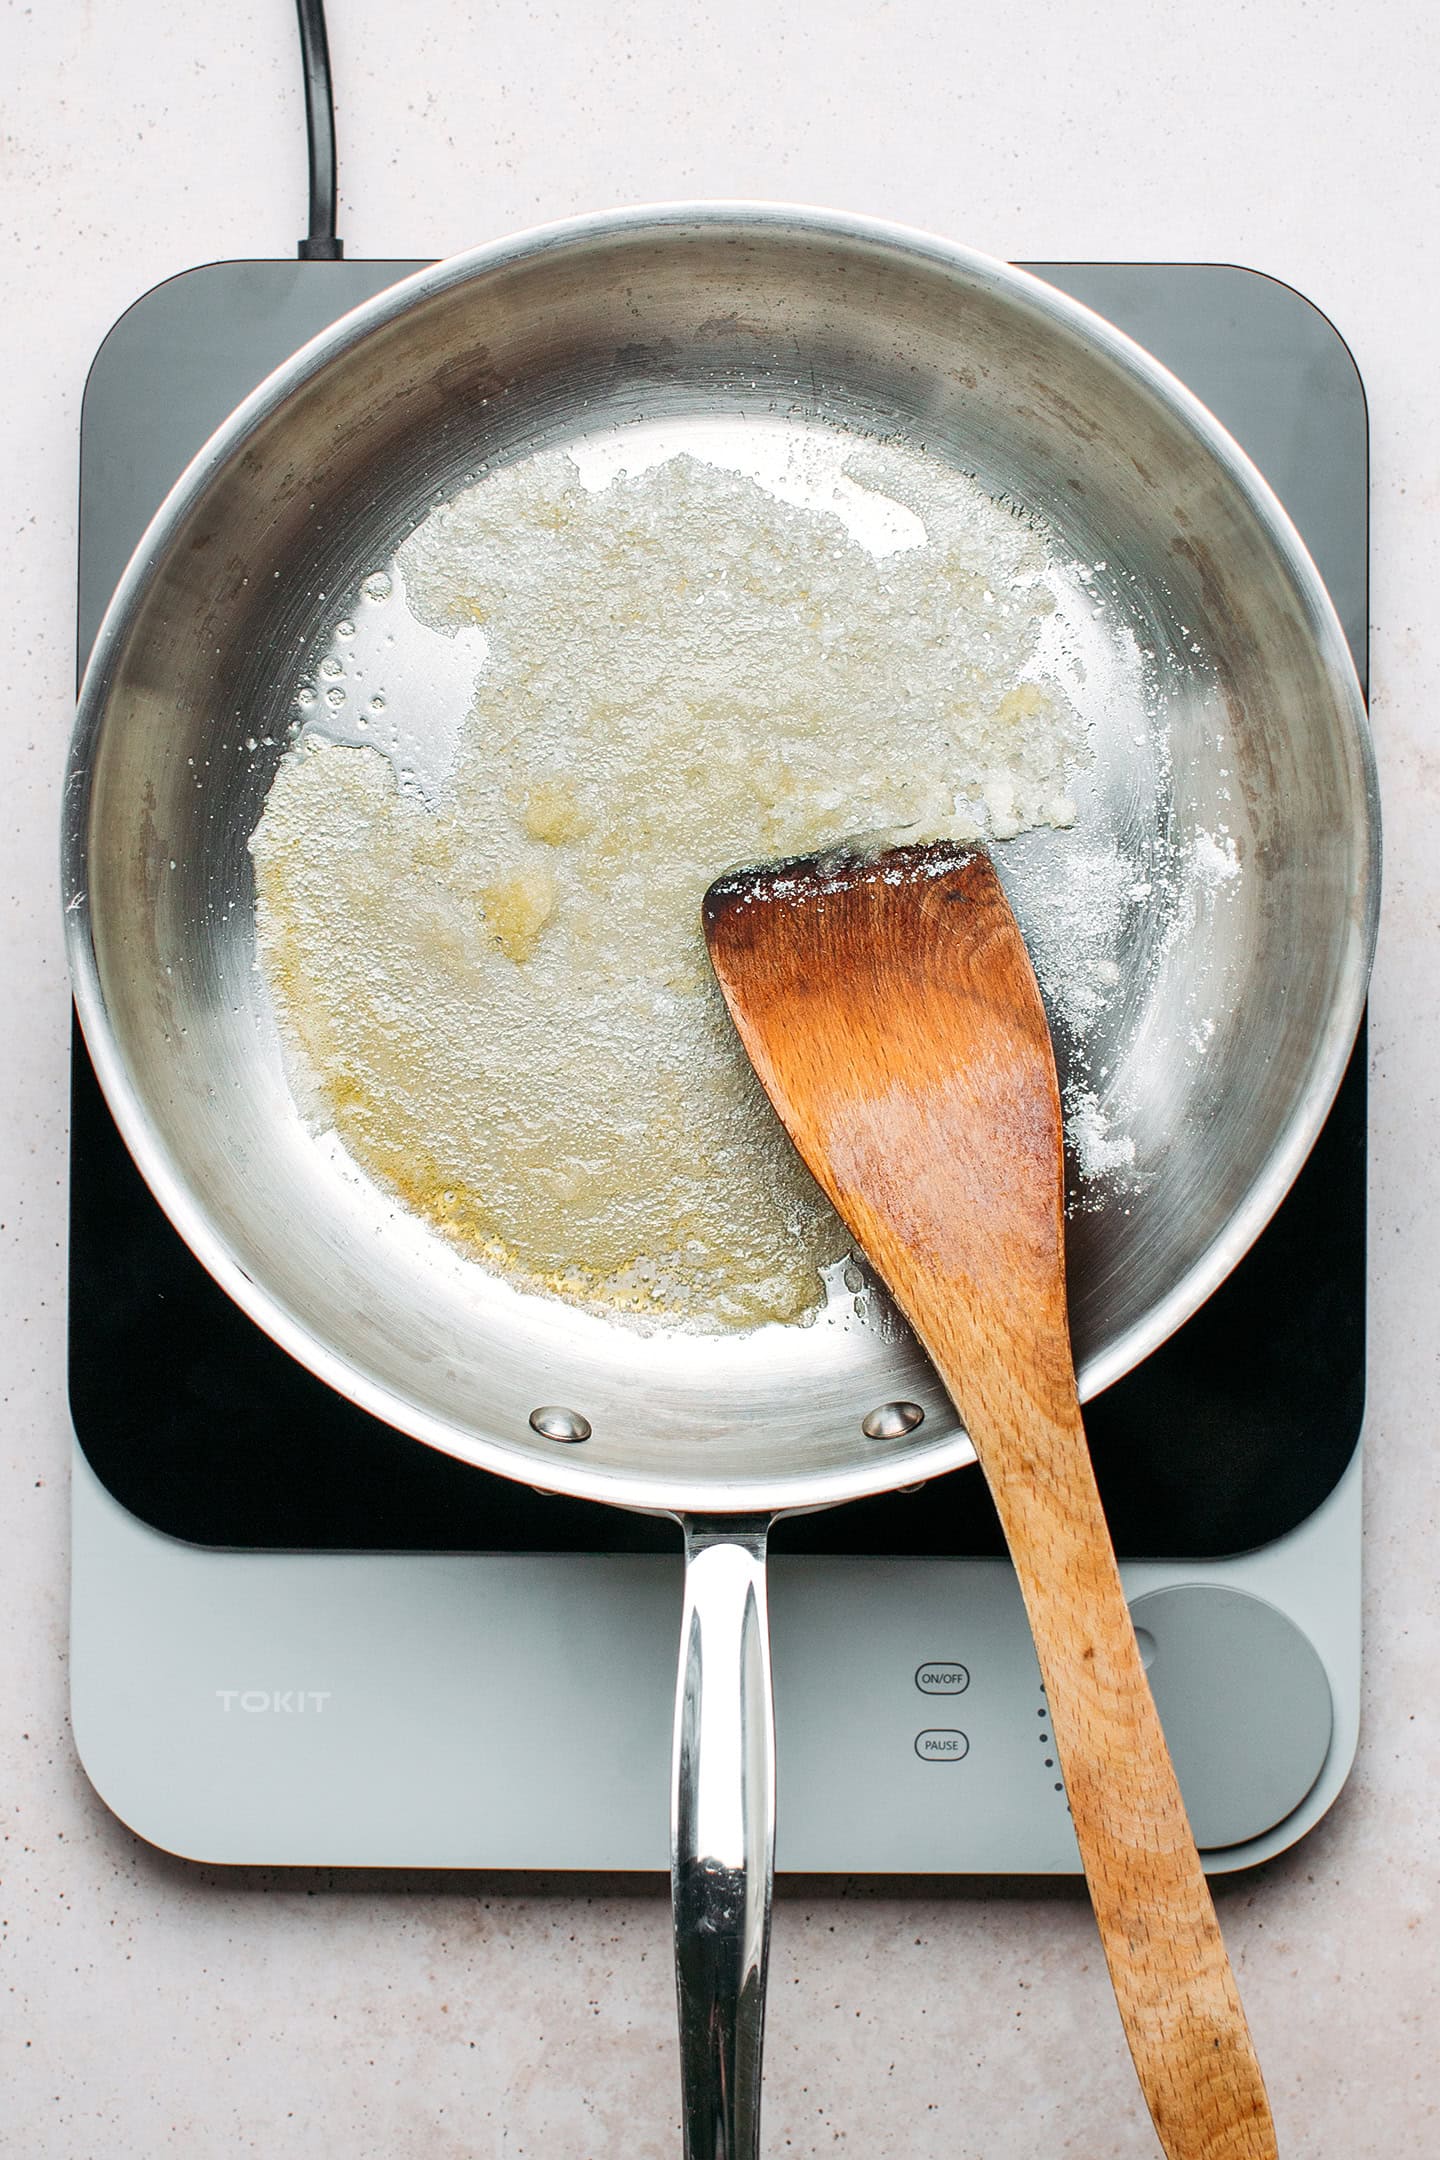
[4, 3, 1438, 2154]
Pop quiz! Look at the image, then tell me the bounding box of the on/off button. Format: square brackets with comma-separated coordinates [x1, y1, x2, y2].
[916, 1661, 969, 1695]
[915, 1729, 970, 1762]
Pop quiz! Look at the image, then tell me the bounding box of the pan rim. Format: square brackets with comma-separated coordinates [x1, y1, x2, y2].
[62, 201, 1380, 1517]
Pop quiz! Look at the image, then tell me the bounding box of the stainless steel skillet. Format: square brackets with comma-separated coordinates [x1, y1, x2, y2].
[63, 205, 1378, 2155]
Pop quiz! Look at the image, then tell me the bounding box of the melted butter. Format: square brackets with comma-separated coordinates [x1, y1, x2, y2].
[250, 442, 1088, 1331]
[478, 859, 557, 962]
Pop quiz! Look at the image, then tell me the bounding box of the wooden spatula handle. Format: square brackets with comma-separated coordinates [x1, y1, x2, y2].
[957, 1378, 1278, 2160]
[702, 843, 1279, 2157]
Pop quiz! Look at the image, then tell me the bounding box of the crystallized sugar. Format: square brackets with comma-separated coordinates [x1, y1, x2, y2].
[251, 442, 1092, 1329]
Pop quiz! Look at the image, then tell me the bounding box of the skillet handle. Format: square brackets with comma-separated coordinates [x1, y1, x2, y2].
[671, 1514, 775, 2160]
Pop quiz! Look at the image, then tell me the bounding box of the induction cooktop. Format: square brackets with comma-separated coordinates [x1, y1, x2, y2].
[68, 257, 1366, 1871]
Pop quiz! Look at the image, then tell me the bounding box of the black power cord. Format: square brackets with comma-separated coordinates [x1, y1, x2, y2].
[296, 0, 344, 259]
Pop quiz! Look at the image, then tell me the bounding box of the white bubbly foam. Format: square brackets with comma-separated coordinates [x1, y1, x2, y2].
[251, 436, 1102, 1329]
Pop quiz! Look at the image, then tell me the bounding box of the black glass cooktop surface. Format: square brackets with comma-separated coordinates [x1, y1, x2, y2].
[69, 257, 1368, 1560]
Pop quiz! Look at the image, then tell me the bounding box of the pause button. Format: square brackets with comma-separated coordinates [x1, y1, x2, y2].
[915, 1729, 970, 1762]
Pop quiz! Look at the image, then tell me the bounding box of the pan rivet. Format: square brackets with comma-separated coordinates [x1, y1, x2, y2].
[529, 1405, 592, 1443]
[862, 1400, 925, 1441]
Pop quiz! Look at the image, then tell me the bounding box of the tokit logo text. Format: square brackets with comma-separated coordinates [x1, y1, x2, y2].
[215, 1689, 333, 1714]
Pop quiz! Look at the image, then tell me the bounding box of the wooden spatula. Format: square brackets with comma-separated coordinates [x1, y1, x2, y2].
[703, 840, 1278, 2160]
